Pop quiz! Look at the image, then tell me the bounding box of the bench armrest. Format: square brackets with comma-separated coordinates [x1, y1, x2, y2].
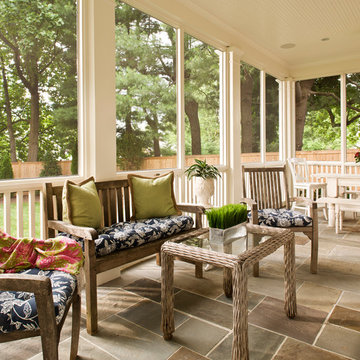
[177, 203, 206, 214]
[177, 203, 205, 229]
[48, 220, 98, 240]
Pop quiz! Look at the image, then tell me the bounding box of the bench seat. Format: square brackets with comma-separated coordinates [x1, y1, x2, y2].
[63, 215, 194, 257]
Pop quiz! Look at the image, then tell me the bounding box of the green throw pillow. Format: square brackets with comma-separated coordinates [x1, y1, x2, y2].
[128, 172, 181, 220]
[62, 177, 102, 228]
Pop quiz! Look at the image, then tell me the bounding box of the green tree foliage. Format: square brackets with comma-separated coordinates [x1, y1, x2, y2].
[0, 0, 77, 174]
[296, 74, 360, 151]
[115, 1, 220, 170]
[240, 63, 260, 153]
[184, 34, 219, 155]
[0, 152, 13, 179]
[115, 4, 177, 169]
[266, 75, 279, 152]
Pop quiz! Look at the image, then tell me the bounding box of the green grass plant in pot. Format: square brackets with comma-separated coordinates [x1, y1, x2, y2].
[185, 159, 221, 207]
[206, 203, 248, 243]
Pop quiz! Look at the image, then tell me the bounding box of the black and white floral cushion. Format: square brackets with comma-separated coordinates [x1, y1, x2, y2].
[249, 208, 312, 227]
[63, 215, 194, 257]
[0, 268, 77, 333]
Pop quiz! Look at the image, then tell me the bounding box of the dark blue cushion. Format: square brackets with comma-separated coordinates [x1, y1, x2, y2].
[62, 215, 194, 257]
[248, 208, 312, 227]
[0, 268, 77, 333]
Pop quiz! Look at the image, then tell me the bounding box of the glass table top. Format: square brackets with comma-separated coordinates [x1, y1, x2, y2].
[181, 225, 271, 256]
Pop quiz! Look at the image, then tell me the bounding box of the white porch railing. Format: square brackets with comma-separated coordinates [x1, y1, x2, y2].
[0, 187, 44, 239]
[0, 177, 77, 239]
[0, 170, 227, 239]
[0, 161, 357, 239]
[307, 161, 360, 178]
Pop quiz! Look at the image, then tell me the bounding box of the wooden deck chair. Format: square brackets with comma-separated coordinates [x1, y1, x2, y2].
[0, 269, 81, 360]
[241, 165, 318, 274]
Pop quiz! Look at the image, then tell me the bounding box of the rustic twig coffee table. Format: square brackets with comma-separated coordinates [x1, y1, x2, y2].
[161, 224, 297, 360]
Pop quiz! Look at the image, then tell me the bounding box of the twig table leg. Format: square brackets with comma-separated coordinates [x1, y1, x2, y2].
[223, 267, 233, 298]
[161, 251, 175, 339]
[283, 234, 297, 318]
[232, 263, 249, 360]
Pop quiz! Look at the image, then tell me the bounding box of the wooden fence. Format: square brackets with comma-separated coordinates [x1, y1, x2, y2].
[10, 149, 359, 179]
[120, 149, 359, 171]
[11, 161, 72, 179]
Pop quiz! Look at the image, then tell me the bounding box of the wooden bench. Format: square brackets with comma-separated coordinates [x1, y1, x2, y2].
[43, 179, 205, 335]
[318, 197, 360, 233]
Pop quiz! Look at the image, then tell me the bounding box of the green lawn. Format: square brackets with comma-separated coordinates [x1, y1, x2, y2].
[0, 200, 41, 238]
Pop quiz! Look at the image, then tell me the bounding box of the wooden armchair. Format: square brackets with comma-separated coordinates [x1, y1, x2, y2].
[241, 165, 318, 274]
[0, 269, 80, 360]
[43, 179, 205, 335]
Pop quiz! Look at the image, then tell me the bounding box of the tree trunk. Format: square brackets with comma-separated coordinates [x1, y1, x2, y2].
[27, 87, 40, 161]
[185, 99, 201, 155]
[153, 137, 160, 157]
[1, 59, 17, 161]
[241, 69, 254, 153]
[295, 79, 314, 151]
[145, 113, 161, 157]
[125, 109, 132, 133]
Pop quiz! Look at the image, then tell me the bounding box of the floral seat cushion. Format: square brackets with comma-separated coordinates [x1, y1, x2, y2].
[64, 215, 194, 257]
[249, 208, 312, 227]
[0, 268, 77, 333]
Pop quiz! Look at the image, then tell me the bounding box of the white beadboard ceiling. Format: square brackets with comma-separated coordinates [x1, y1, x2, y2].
[128, 0, 360, 79]
[179, 0, 360, 78]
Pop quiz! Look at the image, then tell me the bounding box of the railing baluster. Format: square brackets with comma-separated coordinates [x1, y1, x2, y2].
[28, 190, 36, 238]
[39, 191, 45, 239]
[4, 191, 11, 234]
[16, 191, 24, 238]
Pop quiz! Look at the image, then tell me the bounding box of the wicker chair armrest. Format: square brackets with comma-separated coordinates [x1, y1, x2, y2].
[177, 203, 206, 214]
[48, 220, 98, 240]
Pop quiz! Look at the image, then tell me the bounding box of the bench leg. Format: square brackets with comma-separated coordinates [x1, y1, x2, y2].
[156, 252, 161, 266]
[252, 235, 260, 277]
[195, 262, 203, 278]
[70, 291, 81, 360]
[85, 240, 98, 335]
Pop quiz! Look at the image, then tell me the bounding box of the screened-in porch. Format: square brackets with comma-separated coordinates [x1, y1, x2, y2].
[0, 0, 359, 359]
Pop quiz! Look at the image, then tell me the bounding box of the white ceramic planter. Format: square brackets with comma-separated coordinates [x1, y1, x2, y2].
[209, 222, 247, 244]
[194, 177, 214, 207]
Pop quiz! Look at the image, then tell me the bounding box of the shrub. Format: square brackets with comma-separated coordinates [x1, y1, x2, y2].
[0, 152, 14, 179]
[40, 153, 62, 177]
[205, 204, 247, 229]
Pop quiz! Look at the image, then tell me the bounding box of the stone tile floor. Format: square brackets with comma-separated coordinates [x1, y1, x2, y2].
[3, 215, 360, 359]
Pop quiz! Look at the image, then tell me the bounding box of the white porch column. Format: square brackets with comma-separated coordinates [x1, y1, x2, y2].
[176, 28, 186, 202]
[227, 48, 243, 202]
[279, 79, 296, 162]
[260, 71, 266, 163]
[340, 73, 347, 173]
[81, 0, 116, 181]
